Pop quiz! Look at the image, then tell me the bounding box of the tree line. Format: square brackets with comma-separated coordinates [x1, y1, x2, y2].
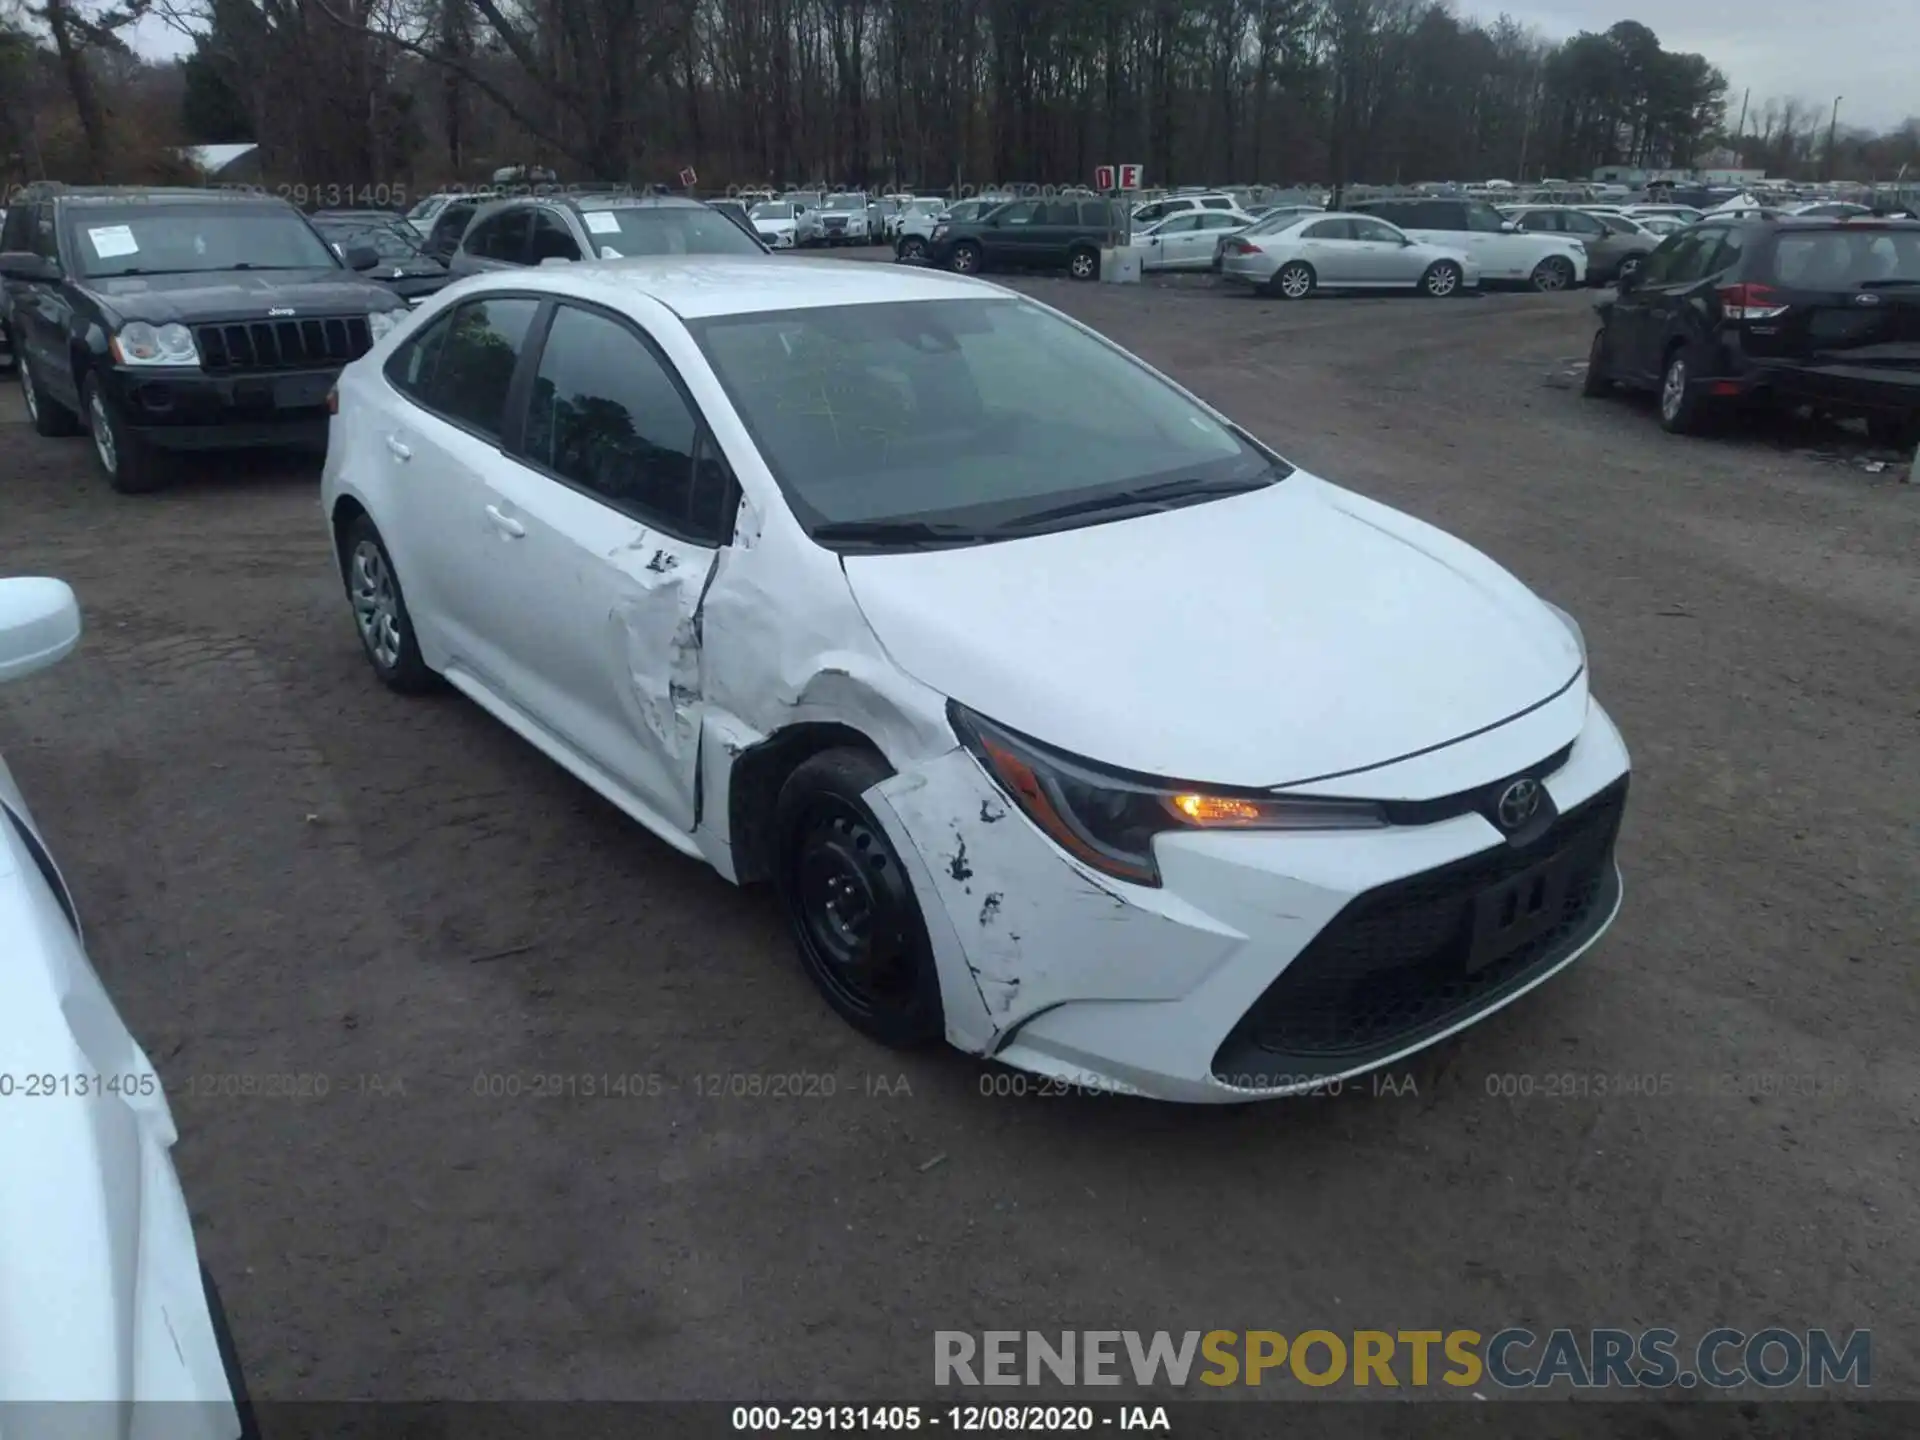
[4, 0, 1919, 198]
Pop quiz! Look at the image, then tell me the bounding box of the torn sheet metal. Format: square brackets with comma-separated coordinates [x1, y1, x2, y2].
[609, 547, 711, 770]
[873, 749, 1243, 1030]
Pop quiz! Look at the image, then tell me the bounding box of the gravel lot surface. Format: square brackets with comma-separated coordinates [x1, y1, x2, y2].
[1, 254, 1913, 1418]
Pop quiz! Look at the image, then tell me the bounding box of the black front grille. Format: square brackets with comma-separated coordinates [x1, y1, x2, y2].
[1212, 778, 1627, 1086]
[195, 316, 372, 373]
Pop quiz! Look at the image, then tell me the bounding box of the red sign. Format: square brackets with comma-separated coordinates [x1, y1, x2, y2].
[1118, 163, 1143, 190]
[1094, 165, 1116, 191]
[678, 166, 699, 189]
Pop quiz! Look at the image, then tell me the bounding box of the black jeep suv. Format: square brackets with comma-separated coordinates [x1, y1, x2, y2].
[1585, 214, 1920, 443]
[1, 185, 407, 492]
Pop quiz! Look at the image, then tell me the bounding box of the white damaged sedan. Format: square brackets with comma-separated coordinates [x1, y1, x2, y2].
[320, 258, 1629, 1102]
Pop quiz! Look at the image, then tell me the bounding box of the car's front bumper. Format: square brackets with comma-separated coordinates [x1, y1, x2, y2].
[869, 697, 1631, 1103]
[757, 230, 797, 249]
[105, 364, 340, 450]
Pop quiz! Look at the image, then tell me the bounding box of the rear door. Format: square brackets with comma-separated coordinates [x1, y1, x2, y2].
[1615, 227, 1722, 380]
[983, 201, 1040, 265]
[1748, 226, 1920, 365]
[424, 201, 477, 263]
[488, 299, 737, 832]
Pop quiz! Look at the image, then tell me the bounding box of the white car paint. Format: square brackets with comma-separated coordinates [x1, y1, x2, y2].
[1361, 200, 1587, 284]
[321, 257, 1631, 1102]
[750, 203, 801, 249]
[1137, 210, 1257, 270]
[1221, 213, 1480, 295]
[0, 578, 245, 1429]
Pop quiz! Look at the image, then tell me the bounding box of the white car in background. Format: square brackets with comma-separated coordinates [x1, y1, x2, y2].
[751, 201, 803, 249]
[1131, 192, 1242, 226]
[0, 577, 255, 1432]
[321, 258, 1629, 1103]
[1221, 212, 1479, 298]
[1137, 210, 1257, 270]
[1348, 196, 1588, 290]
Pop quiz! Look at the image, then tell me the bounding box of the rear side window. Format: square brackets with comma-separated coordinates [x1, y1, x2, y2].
[1078, 201, 1113, 227]
[431, 203, 475, 251]
[521, 304, 708, 535]
[1035, 201, 1079, 226]
[1660, 230, 1720, 285]
[1767, 229, 1920, 288]
[384, 313, 451, 398]
[1199, 197, 1234, 211]
[466, 209, 530, 263]
[1516, 210, 1560, 232]
[424, 297, 539, 438]
[0, 203, 31, 251]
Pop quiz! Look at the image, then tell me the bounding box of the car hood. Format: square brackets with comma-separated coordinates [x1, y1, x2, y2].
[840, 474, 1583, 788]
[81, 268, 398, 324]
[0, 757, 238, 1421]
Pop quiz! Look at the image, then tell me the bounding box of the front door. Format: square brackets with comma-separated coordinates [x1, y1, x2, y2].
[1347, 216, 1423, 284]
[480, 300, 738, 833]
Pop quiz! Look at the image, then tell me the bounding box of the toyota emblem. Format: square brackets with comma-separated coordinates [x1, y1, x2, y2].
[1496, 778, 1542, 831]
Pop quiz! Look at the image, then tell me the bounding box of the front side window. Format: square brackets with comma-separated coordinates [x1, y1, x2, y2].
[573, 205, 762, 258]
[994, 202, 1039, 226]
[66, 205, 337, 278]
[1154, 215, 1203, 235]
[1517, 210, 1560, 232]
[469, 209, 531, 263]
[522, 305, 705, 531]
[1351, 218, 1404, 243]
[688, 298, 1281, 543]
[423, 297, 539, 439]
[1465, 202, 1509, 233]
[1562, 211, 1609, 237]
[1303, 218, 1354, 240]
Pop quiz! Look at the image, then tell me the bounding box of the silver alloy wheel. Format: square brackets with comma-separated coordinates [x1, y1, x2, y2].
[1069, 250, 1097, 280]
[950, 246, 978, 273]
[1278, 264, 1312, 298]
[349, 539, 404, 670]
[88, 388, 117, 475]
[1425, 264, 1459, 296]
[19, 361, 38, 422]
[1661, 356, 1687, 423]
[1532, 257, 1573, 292]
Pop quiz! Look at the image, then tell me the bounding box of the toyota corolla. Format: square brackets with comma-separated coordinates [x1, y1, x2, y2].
[319, 258, 1630, 1102]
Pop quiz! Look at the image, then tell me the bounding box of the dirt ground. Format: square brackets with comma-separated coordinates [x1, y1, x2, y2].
[1, 259, 1915, 1411]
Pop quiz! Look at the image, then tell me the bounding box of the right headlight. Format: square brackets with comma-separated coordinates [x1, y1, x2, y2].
[112, 321, 198, 366]
[950, 703, 1385, 887]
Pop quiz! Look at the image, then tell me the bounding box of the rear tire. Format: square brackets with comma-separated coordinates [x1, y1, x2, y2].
[20, 354, 82, 437]
[1657, 344, 1710, 435]
[1531, 256, 1576, 292]
[1270, 261, 1315, 300]
[1582, 327, 1615, 397]
[897, 235, 927, 261]
[341, 514, 437, 693]
[774, 747, 946, 1049]
[1067, 245, 1100, 281]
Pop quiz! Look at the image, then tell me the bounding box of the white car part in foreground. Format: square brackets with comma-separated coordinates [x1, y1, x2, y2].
[0, 578, 245, 1432]
[321, 259, 1630, 1102]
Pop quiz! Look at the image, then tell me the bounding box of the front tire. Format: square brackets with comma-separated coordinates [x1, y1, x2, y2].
[898, 235, 928, 262]
[775, 748, 945, 1049]
[1531, 256, 1576, 292]
[83, 373, 165, 493]
[1067, 245, 1100, 281]
[948, 241, 983, 276]
[1270, 261, 1315, 300]
[341, 514, 436, 692]
[1420, 260, 1463, 298]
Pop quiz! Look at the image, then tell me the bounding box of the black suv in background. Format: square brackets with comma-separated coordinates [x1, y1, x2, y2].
[1584, 215, 1920, 442]
[448, 192, 767, 275]
[928, 197, 1125, 281]
[1, 185, 407, 492]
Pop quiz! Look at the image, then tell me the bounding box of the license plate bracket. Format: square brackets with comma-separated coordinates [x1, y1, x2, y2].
[1466, 853, 1572, 975]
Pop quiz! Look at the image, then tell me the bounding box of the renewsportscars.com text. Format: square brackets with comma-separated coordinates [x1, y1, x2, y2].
[934, 1328, 1871, 1390]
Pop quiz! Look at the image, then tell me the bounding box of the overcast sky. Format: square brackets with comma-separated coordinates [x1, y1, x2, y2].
[133, 1, 1916, 136]
[1459, 1, 1918, 134]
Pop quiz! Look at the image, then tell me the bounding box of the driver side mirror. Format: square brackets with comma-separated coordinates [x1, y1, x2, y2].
[0, 250, 57, 281]
[0, 578, 82, 685]
[345, 244, 381, 271]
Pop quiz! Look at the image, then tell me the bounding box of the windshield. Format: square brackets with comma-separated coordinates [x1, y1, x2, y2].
[825, 195, 864, 212]
[1769, 230, 1920, 288]
[69, 206, 338, 277]
[405, 197, 443, 221]
[577, 206, 764, 258]
[315, 220, 421, 260]
[753, 203, 795, 220]
[688, 298, 1284, 543]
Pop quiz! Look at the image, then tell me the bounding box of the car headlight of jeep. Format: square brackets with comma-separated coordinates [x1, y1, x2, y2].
[367, 309, 407, 343]
[950, 703, 1386, 887]
[111, 321, 199, 366]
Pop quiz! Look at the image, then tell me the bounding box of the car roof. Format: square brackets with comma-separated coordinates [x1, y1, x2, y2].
[446, 256, 1010, 319]
[42, 188, 276, 207]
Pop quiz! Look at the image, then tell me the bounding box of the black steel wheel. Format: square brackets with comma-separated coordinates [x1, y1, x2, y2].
[775, 748, 945, 1048]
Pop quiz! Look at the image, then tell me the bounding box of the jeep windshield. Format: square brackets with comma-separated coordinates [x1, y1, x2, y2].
[69, 205, 339, 278]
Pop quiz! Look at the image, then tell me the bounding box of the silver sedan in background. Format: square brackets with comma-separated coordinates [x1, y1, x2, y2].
[1220, 212, 1479, 299]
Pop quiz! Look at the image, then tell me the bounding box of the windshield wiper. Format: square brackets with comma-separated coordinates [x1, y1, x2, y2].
[1000, 473, 1278, 531]
[810, 518, 990, 547]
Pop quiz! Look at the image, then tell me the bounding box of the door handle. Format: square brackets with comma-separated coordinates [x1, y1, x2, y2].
[385, 435, 412, 462]
[485, 504, 526, 538]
